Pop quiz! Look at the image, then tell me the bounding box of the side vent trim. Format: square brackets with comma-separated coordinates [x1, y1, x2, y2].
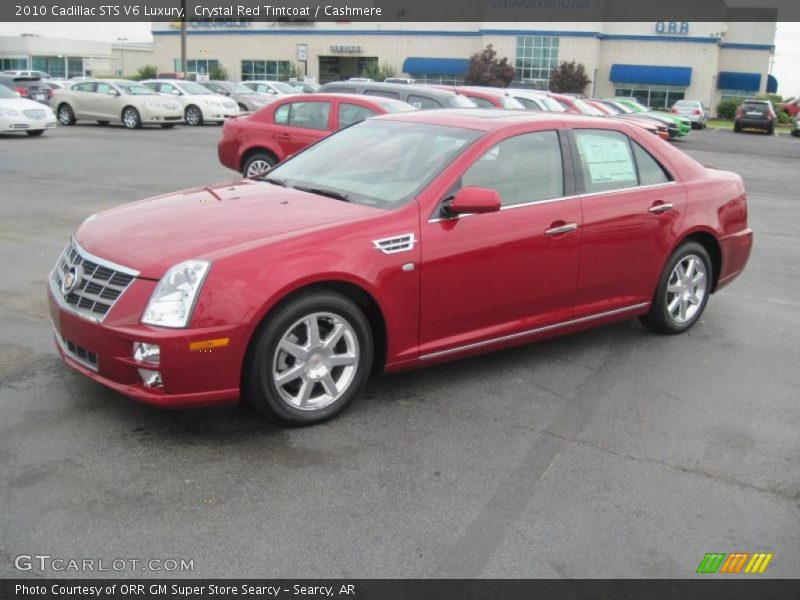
[372, 233, 416, 254]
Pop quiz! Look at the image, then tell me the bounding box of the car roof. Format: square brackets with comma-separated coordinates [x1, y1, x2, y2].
[321, 81, 462, 98]
[375, 108, 607, 131]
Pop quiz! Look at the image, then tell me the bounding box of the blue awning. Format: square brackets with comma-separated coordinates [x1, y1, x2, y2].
[717, 71, 761, 92]
[402, 57, 469, 76]
[767, 74, 778, 94]
[609, 64, 692, 87]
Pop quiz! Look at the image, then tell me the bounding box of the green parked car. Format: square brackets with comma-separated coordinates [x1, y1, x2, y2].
[610, 98, 692, 137]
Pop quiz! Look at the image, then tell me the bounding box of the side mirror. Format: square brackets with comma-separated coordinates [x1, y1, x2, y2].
[447, 186, 501, 215]
[170, 89, 182, 96]
[107, 89, 120, 96]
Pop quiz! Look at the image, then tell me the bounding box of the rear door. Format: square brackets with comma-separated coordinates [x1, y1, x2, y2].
[92, 81, 120, 120]
[69, 81, 97, 118]
[271, 99, 332, 156]
[571, 127, 686, 318]
[335, 100, 378, 130]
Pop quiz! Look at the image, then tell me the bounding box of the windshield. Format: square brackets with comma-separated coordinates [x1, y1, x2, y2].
[673, 100, 697, 108]
[0, 85, 15, 98]
[269, 82, 296, 94]
[573, 99, 603, 116]
[608, 101, 634, 114]
[499, 95, 525, 109]
[178, 81, 212, 95]
[451, 94, 478, 108]
[376, 99, 418, 113]
[118, 83, 156, 95]
[267, 119, 482, 210]
[231, 83, 254, 94]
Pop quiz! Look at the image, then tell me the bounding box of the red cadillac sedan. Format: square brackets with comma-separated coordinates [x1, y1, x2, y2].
[50, 110, 752, 426]
[218, 92, 416, 177]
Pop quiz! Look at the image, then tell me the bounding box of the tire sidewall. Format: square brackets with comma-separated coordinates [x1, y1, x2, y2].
[247, 292, 373, 425]
[242, 154, 276, 177]
[122, 107, 140, 129]
[57, 104, 74, 125]
[652, 241, 712, 333]
[185, 105, 202, 126]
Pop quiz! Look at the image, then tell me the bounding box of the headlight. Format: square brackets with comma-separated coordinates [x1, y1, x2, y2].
[0, 108, 21, 118]
[141, 259, 211, 328]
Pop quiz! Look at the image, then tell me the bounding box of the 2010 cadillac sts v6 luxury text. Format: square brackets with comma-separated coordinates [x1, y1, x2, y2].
[48, 110, 753, 425]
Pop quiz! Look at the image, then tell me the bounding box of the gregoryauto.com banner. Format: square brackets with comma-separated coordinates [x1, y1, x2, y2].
[4, 0, 800, 22]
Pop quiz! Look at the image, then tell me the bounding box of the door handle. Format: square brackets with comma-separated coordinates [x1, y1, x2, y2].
[648, 202, 674, 214]
[276, 133, 291, 140]
[544, 222, 578, 236]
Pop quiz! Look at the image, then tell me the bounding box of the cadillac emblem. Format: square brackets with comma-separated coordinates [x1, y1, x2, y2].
[61, 265, 82, 296]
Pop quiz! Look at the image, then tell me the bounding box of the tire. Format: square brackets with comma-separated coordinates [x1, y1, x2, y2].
[121, 107, 141, 129]
[97, 120, 110, 126]
[733, 121, 741, 133]
[184, 105, 203, 126]
[25, 130, 45, 136]
[160, 123, 176, 129]
[639, 241, 712, 335]
[792, 129, 799, 138]
[57, 103, 75, 126]
[243, 291, 374, 426]
[238, 103, 248, 112]
[766, 125, 774, 135]
[242, 152, 277, 177]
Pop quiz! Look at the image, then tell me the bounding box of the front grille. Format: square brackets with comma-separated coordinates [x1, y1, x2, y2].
[51, 238, 138, 321]
[11, 123, 29, 129]
[23, 109, 46, 120]
[55, 331, 99, 371]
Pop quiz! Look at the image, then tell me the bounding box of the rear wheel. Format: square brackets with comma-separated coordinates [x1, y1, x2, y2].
[242, 152, 277, 177]
[244, 291, 374, 426]
[121, 107, 141, 129]
[640, 241, 712, 335]
[185, 105, 203, 126]
[57, 103, 75, 126]
[25, 130, 45, 137]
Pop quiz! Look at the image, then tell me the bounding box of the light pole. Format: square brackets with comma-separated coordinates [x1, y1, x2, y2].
[117, 37, 127, 76]
[181, 0, 187, 78]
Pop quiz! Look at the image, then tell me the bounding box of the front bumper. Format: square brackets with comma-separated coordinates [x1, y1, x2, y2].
[1, 116, 56, 132]
[48, 276, 249, 408]
[201, 105, 238, 122]
[140, 105, 184, 124]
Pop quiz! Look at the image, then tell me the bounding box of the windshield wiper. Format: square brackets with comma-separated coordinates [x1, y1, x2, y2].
[292, 185, 351, 203]
[261, 176, 286, 187]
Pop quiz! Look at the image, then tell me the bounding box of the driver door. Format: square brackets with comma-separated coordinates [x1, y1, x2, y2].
[419, 129, 583, 357]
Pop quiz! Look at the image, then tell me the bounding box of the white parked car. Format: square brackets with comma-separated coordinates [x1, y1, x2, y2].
[671, 99, 709, 129]
[142, 79, 239, 126]
[0, 83, 56, 136]
[52, 79, 184, 129]
[240, 80, 298, 97]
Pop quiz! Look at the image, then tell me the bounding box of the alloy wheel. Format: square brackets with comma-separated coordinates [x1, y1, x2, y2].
[666, 254, 707, 324]
[271, 312, 359, 411]
[246, 159, 273, 177]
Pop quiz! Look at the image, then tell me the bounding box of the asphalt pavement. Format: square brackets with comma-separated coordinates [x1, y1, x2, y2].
[0, 122, 798, 578]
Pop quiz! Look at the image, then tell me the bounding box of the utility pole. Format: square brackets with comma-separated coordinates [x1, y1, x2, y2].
[181, 0, 187, 78]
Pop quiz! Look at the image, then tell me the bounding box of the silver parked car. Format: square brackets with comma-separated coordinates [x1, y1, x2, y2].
[671, 99, 709, 129]
[52, 79, 184, 129]
[202, 81, 273, 112]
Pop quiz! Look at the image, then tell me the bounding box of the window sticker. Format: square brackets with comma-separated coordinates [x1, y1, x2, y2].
[576, 133, 637, 185]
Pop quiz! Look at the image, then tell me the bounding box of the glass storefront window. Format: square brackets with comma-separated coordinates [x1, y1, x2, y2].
[1, 58, 27, 71]
[30, 56, 83, 78]
[173, 59, 220, 78]
[515, 36, 559, 86]
[410, 75, 465, 85]
[240, 60, 291, 81]
[614, 86, 686, 109]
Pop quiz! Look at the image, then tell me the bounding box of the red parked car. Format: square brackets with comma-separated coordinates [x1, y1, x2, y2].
[218, 93, 416, 177]
[50, 110, 752, 425]
[428, 85, 525, 109]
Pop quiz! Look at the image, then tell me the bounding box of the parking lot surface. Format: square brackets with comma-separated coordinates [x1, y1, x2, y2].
[1, 123, 798, 578]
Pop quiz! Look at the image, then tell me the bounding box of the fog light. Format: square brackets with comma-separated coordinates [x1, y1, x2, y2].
[133, 342, 160, 366]
[137, 368, 163, 388]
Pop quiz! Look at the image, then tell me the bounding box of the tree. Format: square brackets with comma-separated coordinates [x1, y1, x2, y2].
[464, 45, 515, 87]
[133, 65, 157, 81]
[548, 61, 591, 94]
[208, 64, 228, 81]
[716, 99, 739, 120]
[363, 60, 397, 82]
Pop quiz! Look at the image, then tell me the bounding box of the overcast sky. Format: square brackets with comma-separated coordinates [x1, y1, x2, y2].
[2, 21, 798, 96]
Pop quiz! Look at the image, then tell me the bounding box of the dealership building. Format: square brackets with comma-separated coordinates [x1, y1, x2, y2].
[150, 20, 777, 110]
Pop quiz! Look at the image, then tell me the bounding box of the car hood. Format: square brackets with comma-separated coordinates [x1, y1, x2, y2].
[0, 97, 53, 112]
[75, 180, 384, 279]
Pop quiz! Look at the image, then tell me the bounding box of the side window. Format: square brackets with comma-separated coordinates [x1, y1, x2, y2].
[365, 89, 400, 99]
[159, 83, 174, 94]
[632, 141, 670, 186]
[469, 96, 495, 109]
[288, 101, 330, 130]
[461, 131, 564, 207]
[407, 95, 443, 110]
[73, 82, 94, 92]
[574, 129, 638, 194]
[95, 82, 110, 95]
[338, 103, 377, 129]
[273, 103, 289, 125]
[205, 83, 221, 94]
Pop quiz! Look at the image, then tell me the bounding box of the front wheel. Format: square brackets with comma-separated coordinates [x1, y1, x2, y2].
[121, 107, 141, 129]
[185, 105, 203, 126]
[640, 241, 712, 335]
[57, 104, 75, 126]
[244, 291, 374, 426]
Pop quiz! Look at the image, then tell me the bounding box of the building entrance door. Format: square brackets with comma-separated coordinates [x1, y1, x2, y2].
[318, 56, 378, 83]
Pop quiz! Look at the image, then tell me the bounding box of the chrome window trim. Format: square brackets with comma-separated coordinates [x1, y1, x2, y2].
[419, 302, 651, 361]
[427, 181, 678, 224]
